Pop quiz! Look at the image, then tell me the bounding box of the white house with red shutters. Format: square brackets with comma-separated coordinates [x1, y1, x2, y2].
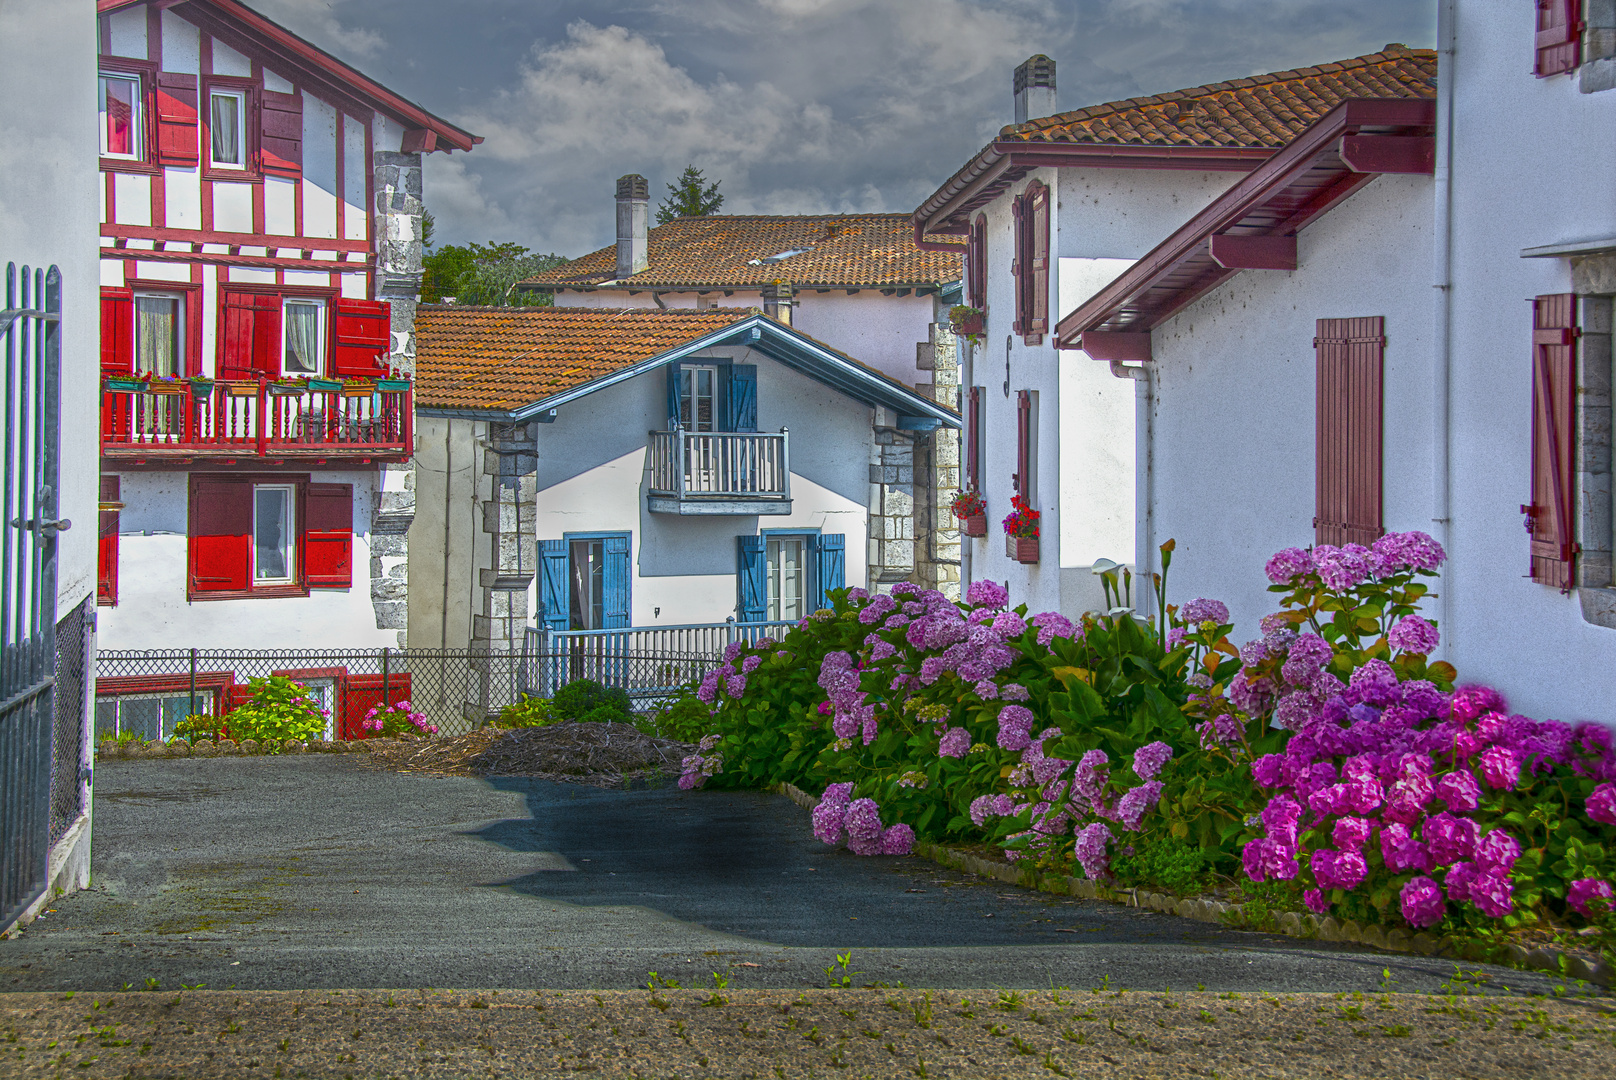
[912, 49, 1438, 619]
[92, 0, 478, 653]
[1054, 0, 1616, 724]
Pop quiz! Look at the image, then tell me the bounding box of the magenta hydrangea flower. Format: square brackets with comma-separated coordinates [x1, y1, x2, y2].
[1371, 530, 1447, 573]
[1072, 750, 1109, 802]
[822, 782, 853, 805]
[1131, 741, 1173, 782]
[1312, 544, 1374, 592]
[721, 641, 747, 663]
[1387, 615, 1440, 655]
[879, 823, 915, 856]
[1179, 598, 1229, 626]
[995, 704, 1035, 752]
[1166, 628, 1187, 650]
[1587, 783, 1616, 825]
[990, 611, 1027, 639]
[973, 679, 999, 700]
[1304, 889, 1331, 914]
[1468, 870, 1514, 917]
[1473, 829, 1521, 872]
[1265, 547, 1314, 585]
[1433, 769, 1481, 812]
[1252, 754, 1286, 788]
[1380, 821, 1430, 873]
[1567, 878, 1614, 918]
[938, 727, 971, 758]
[1400, 876, 1446, 928]
[965, 579, 1009, 610]
[741, 655, 762, 674]
[1332, 816, 1373, 851]
[1478, 745, 1520, 790]
[1241, 838, 1299, 883]
[1311, 848, 1368, 891]
[1422, 812, 1480, 867]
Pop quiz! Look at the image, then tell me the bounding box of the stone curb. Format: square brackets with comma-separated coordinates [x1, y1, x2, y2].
[96, 738, 398, 759]
[775, 781, 1612, 989]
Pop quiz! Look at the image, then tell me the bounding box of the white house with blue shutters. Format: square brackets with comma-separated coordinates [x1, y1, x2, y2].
[408, 306, 959, 655]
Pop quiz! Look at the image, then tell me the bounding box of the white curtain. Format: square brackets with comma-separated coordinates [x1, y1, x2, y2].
[284, 303, 320, 374]
[135, 296, 179, 376]
[211, 94, 240, 165]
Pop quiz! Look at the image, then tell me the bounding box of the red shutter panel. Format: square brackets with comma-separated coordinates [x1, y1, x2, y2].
[1028, 183, 1050, 342]
[188, 479, 252, 594]
[98, 475, 120, 606]
[154, 72, 199, 166]
[331, 298, 391, 377]
[1315, 317, 1384, 547]
[259, 89, 303, 178]
[1527, 294, 1577, 589]
[305, 483, 353, 588]
[220, 291, 280, 379]
[968, 215, 987, 311]
[101, 287, 133, 374]
[966, 385, 981, 490]
[1535, 0, 1582, 77]
[1010, 195, 1025, 337]
[1015, 389, 1032, 503]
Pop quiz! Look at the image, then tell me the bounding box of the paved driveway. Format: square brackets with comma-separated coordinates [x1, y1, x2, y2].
[0, 756, 1570, 994]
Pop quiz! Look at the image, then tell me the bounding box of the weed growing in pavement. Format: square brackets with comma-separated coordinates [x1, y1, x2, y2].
[824, 950, 859, 988]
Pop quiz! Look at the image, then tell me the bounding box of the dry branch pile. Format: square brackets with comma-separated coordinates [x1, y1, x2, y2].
[361, 722, 693, 787]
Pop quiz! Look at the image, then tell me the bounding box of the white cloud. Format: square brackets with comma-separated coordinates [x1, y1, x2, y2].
[246, 0, 385, 60]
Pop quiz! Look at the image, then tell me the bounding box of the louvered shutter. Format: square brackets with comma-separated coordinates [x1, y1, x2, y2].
[726, 364, 758, 432]
[154, 72, 199, 166]
[815, 533, 845, 610]
[1028, 183, 1050, 342]
[1535, 0, 1583, 77]
[98, 475, 120, 606]
[966, 385, 982, 490]
[220, 291, 280, 379]
[736, 536, 766, 622]
[601, 534, 631, 628]
[305, 483, 353, 588]
[101, 287, 133, 374]
[968, 215, 987, 311]
[1527, 294, 1578, 589]
[1314, 317, 1385, 547]
[1015, 389, 1032, 503]
[331, 297, 390, 377]
[260, 89, 303, 178]
[538, 539, 570, 631]
[1010, 195, 1025, 336]
[188, 479, 252, 594]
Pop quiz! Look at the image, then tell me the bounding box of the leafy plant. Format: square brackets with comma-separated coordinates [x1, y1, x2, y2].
[553, 679, 632, 724]
[221, 676, 327, 749]
[361, 700, 437, 739]
[641, 695, 714, 742]
[172, 713, 225, 744]
[948, 490, 986, 519]
[497, 694, 557, 729]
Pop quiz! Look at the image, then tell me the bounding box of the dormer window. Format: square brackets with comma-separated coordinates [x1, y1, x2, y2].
[209, 89, 246, 169]
[100, 72, 142, 159]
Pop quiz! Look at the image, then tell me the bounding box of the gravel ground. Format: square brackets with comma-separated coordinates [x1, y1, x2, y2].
[2, 987, 1613, 1079]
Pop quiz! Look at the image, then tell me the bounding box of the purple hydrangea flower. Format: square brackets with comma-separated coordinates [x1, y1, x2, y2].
[938, 727, 971, 758]
[722, 641, 747, 663]
[1371, 530, 1447, 573]
[1433, 769, 1482, 812]
[1230, 675, 1276, 718]
[1332, 816, 1373, 851]
[1073, 822, 1113, 880]
[1473, 828, 1521, 872]
[1000, 683, 1030, 702]
[879, 823, 915, 856]
[1310, 848, 1368, 891]
[1399, 876, 1446, 929]
[1380, 821, 1430, 873]
[1166, 627, 1187, 650]
[1030, 611, 1076, 646]
[1116, 781, 1164, 831]
[1388, 615, 1440, 655]
[1304, 889, 1331, 914]
[991, 611, 1027, 639]
[1567, 878, 1615, 918]
[1179, 598, 1229, 626]
[1422, 812, 1479, 867]
[1131, 741, 1173, 782]
[1468, 870, 1514, 917]
[1478, 745, 1520, 790]
[1313, 544, 1374, 592]
[1587, 783, 1616, 825]
[812, 800, 846, 844]
[822, 783, 854, 805]
[741, 655, 762, 674]
[1252, 754, 1286, 788]
[965, 579, 1009, 610]
[844, 798, 884, 856]
[1265, 547, 1314, 585]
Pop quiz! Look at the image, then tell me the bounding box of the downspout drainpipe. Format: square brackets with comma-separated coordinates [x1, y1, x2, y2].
[1432, 0, 1457, 659]
[1109, 359, 1153, 618]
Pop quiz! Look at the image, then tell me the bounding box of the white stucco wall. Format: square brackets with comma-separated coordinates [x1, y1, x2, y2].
[1438, 0, 1616, 722]
[99, 469, 395, 649]
[530, 347, 872, 624]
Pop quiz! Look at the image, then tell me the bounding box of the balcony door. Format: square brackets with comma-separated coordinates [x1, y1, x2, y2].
[680, 364, 719, 491]
[134, 292, 183, 435]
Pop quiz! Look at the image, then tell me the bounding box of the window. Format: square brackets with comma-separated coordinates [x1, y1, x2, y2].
[766, 536, 808, 622]
[188, 476, 353, 598]
[96, 691, 214, 744]
[209, 89, 246, 169]
[1012, 181, 1051, 344]
[253, 484, 296, 584]
[737, 533, 844, 621]
[1014, 389, 1037, 504]
[99, 72, 142, 159]
[679, 364, 719, 431]
[537, 535, 630, 630]
[967, 214, 987, 312]
[283, 298, 325, 375]
[1314, 317, 1385, 547]
[134, 293, 182, 377]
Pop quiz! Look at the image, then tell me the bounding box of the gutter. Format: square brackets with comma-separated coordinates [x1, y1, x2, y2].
[1431, 0, 1458, 658]
[1108, 360, 1155, 619]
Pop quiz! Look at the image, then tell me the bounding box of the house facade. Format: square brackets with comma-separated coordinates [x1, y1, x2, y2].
[1056, 1, 1616, 723]
[521, 183, 966, 600]
[93, 0, 478, 680]
[409, 308, 958, 658]
[912, 50, 1437, 617]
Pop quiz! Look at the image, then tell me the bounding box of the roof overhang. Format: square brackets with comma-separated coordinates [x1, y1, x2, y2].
[1521, 237, 1616, 258]
[1055, 97, 1437, 355]
[912, 140, 1273, 252]
[97, 0, 480, 153]
[418, 313, 961, 430]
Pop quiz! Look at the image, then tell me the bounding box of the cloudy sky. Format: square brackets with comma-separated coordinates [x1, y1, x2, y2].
[250, 0, 1436, 256]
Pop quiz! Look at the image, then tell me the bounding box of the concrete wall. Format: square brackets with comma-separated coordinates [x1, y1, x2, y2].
[407, 416, 483, 652]
[100, 469, 397, 649]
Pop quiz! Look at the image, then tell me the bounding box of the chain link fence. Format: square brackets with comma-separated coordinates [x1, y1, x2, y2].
[49, 598, 91, 844]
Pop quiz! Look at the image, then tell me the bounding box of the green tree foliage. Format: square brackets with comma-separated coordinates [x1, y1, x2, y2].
[656, 165, 724, 225]
[421, 217, 569, 306]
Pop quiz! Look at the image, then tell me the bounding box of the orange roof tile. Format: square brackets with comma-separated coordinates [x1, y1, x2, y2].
[414, 306, 753, 413]
[521, 213, 962, 292]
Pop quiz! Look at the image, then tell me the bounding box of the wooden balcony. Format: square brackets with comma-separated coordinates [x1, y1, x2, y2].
[101, 377, 412, 464]
[646, 428, 791, 515]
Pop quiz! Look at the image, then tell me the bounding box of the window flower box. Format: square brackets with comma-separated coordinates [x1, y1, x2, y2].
[227, 383, 259, 397]
[949, 489, 986, 536]
[376, 378, 410, 392]
[146, 380, 186, 396]
[104, 377, 144, 393]
[308, 378, 343, 393]
[1006, 535, 1039, 563]
[962, 514, 987, 537]
[341, 382, 376, 397]
[188, 378, 216, 398]
[269, 381, 309, 396]
[1002, 494, 1040, 563]
[949, 304, 985, 342]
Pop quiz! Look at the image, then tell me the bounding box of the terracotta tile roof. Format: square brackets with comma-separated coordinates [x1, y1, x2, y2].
[414, 306, 754, 413]
[1001, 47, 1436, 149]
[521, 213, 963, 291]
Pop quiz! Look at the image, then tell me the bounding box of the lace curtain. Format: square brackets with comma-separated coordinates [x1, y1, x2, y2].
[283, 302, 320, 374]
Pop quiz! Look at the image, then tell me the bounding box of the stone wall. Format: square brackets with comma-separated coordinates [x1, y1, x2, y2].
[471, 422, 539, 655]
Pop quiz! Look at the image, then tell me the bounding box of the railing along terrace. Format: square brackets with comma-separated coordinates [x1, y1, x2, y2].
[521, 620, 795, 701]
[647, 428, 789, 500]
[101, 376, 411, 459]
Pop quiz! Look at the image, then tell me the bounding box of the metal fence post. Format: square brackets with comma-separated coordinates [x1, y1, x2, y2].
[380, 646, 390, 707]
[188, 646, 197, 718]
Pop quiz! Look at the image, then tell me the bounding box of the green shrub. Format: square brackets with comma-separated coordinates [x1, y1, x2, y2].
[223, 676, 327, 749]
[1109, 835, 1213, 894]
[553, 679, 631, 723]
[641, 696, 717, 742]
[497, 694, 557, 729]
[173, 713, 225, 744]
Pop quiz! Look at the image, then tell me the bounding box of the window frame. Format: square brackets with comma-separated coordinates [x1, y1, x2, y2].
[217, 284, 337, 379]
[762, 529, 818, 623]
[97, 57, 159, 174]
[186, 473, 312, 601]
[251, 482, 299, 587]
[200, 75, 261, 182]
[206, 86, 249, 172]
[131, 290, 186, 378]
[281, 296, 327, 376]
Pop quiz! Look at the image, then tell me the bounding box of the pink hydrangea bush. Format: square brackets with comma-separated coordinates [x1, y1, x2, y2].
[362, 700, 436, 738]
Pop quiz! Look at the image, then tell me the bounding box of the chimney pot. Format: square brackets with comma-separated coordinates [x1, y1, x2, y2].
[1013, 55, 1057, 126]
[615, 173, 649, 278]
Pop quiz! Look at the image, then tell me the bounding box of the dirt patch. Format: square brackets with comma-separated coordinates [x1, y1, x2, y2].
[360, 722, 693, 788]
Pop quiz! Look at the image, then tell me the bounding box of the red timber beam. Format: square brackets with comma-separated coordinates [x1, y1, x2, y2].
[1209, 233, 1298, 270]
[1075, 331, 1152, 362]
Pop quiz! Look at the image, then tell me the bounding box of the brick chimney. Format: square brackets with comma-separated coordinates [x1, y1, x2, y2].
[1014, 55, 1057, 125]
[615, 174, 649, 278]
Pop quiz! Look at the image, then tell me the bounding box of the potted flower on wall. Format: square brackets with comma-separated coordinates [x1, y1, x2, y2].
[949, 304, 985, 345]
[1002, 494, 1040, 564]
[949, 489, 987, 536]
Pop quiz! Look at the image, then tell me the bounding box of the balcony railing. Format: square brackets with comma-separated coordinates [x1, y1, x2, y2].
[646, 427, 791, 515]
[101, 377, 412, 462]
[520, 620, 797, 701]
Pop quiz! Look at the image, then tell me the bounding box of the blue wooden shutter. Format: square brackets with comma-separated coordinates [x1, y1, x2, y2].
[727, 364, 758, 432]
[602, 534, 631, 628]
[737, 536, 766, 622]
[816, 533, 845, 609]
[665, 364, 681, 428]
[538, 539, 569, 631]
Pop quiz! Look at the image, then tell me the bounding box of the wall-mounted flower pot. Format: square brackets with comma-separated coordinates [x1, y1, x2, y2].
[308, 378, 343, 393]
[269, 382, 308, 396]
[227, 383, 258, 397]
[1006, 535, 1039, 564]
[188, 379, 215, 398]
[377, 378, 410, 392]
[105, 378, 144, 393]
[341, 384, 376, 397]
[146, 383, 186, 396]
[961, 513, 987, 537]
[952, 311, 984, 337]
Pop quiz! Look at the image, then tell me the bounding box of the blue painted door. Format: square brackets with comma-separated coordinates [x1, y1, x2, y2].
[736, 536, 766, 622]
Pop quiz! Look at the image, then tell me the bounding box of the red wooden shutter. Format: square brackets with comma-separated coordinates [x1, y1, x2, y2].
[1011, 195, 1026, 336]
[304, 483, 353, 588]
[154, 72, 199, 166]
[101, 287, 133, 374]
[98, 475, 120, 606]
[260, 89, 303, 178]
[1314, 317, 1385, 546]
[968, 215, 987, 311]
[966, 385, 982, 490]
[1027, 183, 1050, 343]
[188, 478, 252, 594]
[1535, 0, 1582, 77]
[1015, 389, 1032, 503]
[220, 291, 280, 379]
[1526, 294, 1578, 589]
[331, 298, 391, 377]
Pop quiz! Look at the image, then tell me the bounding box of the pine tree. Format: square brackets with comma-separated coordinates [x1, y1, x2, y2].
[656, 165, 724, 225]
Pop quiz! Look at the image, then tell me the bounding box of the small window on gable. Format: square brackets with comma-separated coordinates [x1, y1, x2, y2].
[100, 72, 143, 159]
[209, 89, 247, 169]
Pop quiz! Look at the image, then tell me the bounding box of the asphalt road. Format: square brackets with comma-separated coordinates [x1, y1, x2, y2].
[0, 756, 1579, 995]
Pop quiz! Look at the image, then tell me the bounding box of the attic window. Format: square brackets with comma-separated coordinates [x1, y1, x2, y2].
[746, 248, 812, 266]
